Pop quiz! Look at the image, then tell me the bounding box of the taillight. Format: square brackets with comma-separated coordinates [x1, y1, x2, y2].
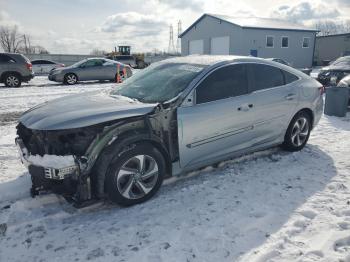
[26, 62, 32, 71]
[318, 86, 325, 95]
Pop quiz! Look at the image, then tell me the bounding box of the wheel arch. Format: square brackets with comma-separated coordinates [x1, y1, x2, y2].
[296, 108, 314, 128]
[0, 71, 22, 82]
[64, 72, 79, 81]
[90, 130, 172, 198]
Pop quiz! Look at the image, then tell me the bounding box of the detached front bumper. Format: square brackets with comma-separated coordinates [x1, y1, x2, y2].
[16, 138, 78, 180]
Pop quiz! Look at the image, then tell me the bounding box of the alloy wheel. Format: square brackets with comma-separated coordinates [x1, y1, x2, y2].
[6, 76, 19, 87]
[66, 74, 77, 84]
[291, 117, 309, 147]
[116, 155, 159, 200]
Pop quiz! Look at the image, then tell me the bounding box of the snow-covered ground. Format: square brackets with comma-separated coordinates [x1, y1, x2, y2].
[0, 76, 349, 262]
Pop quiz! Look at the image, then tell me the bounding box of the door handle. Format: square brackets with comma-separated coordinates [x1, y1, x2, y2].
[285, 94, 296, 100]
[238, 104, 253, 111]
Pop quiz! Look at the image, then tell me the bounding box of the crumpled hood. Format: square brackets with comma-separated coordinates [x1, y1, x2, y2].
[20, 90, 158, 130]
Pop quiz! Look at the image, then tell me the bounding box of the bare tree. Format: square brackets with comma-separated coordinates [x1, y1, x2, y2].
[90, 48, 107, 56]
[0, 25, 23, 52]
[18, 44, 49, 54]
[315, 20, 350, 36]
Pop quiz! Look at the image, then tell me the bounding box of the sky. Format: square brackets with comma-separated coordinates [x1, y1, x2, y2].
[0, 0, 349, 54]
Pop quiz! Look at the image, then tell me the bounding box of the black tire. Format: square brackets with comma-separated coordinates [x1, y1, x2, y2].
[64, 73, 78, 85]
[105, 142, 165, 206]
[282, 111, 311, 152]
[4, 73, 21, 87]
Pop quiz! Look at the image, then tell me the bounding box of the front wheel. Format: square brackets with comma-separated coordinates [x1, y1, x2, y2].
[282, 112, 311, 152]
[105, 143, 165, 206]
[64, 73, 77, 85]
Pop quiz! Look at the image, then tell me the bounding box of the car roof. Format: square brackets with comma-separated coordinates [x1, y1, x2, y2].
[159, 55, 307, 79]
[31, 59, 55, 62]
[160, 55, 286, 66]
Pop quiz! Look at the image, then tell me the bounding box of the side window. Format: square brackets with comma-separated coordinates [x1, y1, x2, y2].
[31, 60, 40, 65]
[40, 60, 55, 65]
[281, 36, 289, 48]
[196, 65, 248, 104]
[302, 37, 310, 48]
[82, 60, 100, 67]
[283, 70, 299, 84]
[249, 64, 284, 91]
[266, 36, 274, 48]
[0, 54, 14, 63]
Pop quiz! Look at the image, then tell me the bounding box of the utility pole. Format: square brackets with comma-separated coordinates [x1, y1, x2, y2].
[168, 24, 175, 54]
[176, 20, 182, 54]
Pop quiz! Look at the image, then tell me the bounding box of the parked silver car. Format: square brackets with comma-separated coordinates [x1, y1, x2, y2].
[48, 58, 132, 85]
[16, 55, 323, 207]
[32, 59, 65, 75]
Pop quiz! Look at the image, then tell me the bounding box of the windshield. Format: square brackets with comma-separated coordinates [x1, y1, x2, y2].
[111, 62, 206, 103]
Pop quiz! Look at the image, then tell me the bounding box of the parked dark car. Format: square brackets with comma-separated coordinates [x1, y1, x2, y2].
[48, 58, 132, 85]
[317, 56, 350, 86]
[266, 58, 312, 75]
[16, 56, 323, 207]
[0, 53, 34, 87]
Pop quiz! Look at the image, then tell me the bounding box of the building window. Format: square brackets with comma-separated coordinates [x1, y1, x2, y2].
[302, 37, 310, 48]
[266, 36, 274, 48]
[281, 36, 289, 48]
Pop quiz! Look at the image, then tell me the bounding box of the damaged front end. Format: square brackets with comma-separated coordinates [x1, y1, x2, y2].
[15, 102, 178, 207]
[15, 122, 106, 205]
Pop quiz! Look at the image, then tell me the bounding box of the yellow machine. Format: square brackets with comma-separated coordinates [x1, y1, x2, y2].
[106, 46, 148, 69]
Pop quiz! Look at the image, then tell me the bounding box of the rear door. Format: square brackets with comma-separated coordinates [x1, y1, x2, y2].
[246, 63, 300, 145]
[177, 64, 256, 168]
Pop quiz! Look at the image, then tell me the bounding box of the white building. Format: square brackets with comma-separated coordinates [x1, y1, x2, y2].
[180, 14, 318, 68]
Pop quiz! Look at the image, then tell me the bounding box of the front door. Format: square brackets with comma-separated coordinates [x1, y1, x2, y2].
[177, 64, 256, 168]
[78, 59, 104, 80]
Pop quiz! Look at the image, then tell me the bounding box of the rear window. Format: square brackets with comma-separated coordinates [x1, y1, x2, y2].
[283, 71, 299, 84]
[248, 64, 284, 91]
[20, 54, 30, 63]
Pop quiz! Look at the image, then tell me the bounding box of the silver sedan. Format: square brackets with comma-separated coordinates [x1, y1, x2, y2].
[48, 58, 132, 85]
[17, 56, 324, 206]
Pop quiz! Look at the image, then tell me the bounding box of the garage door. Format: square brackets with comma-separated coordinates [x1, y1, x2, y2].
[189, 40, 204, 55]
[210, 36, 230, 55]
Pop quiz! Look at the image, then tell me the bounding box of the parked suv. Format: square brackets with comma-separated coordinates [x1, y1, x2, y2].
[16, 56, 323, 207]
[0, 53, 34, 87]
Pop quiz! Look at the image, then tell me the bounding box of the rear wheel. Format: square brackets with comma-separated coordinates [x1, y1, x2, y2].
[282, 111, 311, 152]
[105, 143, 165, 206]
[64, 73, 77, 85]
[4, 74, 21, 87]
